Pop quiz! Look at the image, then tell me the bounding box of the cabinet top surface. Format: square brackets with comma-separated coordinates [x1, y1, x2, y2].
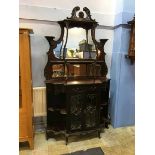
[19, 28, 33, 34]
[45, 79, 108, 85]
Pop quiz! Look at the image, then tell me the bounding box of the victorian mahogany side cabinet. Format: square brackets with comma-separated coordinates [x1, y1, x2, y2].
[44, 7, 110, 144]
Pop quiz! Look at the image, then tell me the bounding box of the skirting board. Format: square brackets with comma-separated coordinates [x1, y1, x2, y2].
[33, 116, 46, 132]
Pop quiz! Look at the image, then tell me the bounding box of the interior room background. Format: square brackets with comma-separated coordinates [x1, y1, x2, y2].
[19, 0, 135, 128]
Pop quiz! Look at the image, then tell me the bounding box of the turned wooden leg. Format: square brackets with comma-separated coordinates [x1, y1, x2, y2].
[46, 131, 49, 140]
[28, 138, 34, 149]
[98, 130, 101, 139]
[65, 135, 68, 145]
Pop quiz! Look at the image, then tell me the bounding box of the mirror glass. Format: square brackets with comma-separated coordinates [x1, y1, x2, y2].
[65, 63, 101, 77]
[53, 28, 97, 59]
[67, 64, 87, 77]
[53, 42, 63, 58]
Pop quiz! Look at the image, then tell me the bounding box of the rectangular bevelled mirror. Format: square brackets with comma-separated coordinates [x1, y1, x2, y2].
[53, 27, 97, 59]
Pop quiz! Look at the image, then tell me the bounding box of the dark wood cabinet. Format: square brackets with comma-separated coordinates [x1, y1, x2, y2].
[44, 6, 110, 144]
[126, 16, 135, 64]
[46, 80, 110, 144]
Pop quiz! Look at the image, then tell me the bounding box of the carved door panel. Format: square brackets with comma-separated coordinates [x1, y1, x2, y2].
[66, 84, 101, 132]
[84, 94, 98, 129]
[84, 86, 100, 130]
[67, 93, 84, 132]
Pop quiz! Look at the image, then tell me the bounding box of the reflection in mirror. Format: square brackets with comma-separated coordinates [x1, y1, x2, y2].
[67, 64, 87, 76]
[66, 28, 85, 59]
[53, 42, 63, 58]
[51, 63, 102, 78]
[61, 28, 97, 59]
[66, 63, 101, 77]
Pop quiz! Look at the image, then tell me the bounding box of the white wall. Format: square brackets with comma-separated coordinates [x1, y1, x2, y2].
[19, 0, 116, 14]
[113, 0, 123, 13]
[123, 0, 135, 13]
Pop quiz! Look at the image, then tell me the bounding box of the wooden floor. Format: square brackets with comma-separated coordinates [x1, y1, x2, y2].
[19, 125, 135, 155]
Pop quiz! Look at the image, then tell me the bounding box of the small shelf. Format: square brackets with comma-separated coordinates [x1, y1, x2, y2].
[58, 19, 98, 30]
[47, 125, 66, 134]
[50, 59, 105, 64]
[101, 102, 108, 107]
[45, 78, 107, 84]
[48, 107, 67, 115]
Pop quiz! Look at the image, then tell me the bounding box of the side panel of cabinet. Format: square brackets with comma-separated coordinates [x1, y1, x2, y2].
[100, 80, 110, 127]
[19, 29, 33, 148]
[46, 84, 66, 129]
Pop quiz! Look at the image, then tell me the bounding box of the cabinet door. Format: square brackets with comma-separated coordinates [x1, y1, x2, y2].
[84, 85, 100, 130]
[66, 85, 86, 132]
[66, 84, 101, 132]
[67, 93, 84, 132]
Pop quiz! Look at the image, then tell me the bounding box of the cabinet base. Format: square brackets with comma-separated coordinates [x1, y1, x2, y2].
[19, 137, 34, 149]
[46, 128, 102, 145]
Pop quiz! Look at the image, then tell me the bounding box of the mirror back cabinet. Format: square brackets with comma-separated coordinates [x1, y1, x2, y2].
[44, 7, 110, 144]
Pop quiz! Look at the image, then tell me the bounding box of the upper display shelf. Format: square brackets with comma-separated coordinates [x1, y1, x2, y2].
[58, 6, 98, 30]
[58, 19, 97, 30]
